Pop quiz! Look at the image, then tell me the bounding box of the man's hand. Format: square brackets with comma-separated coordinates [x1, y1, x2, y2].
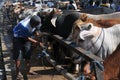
[36, 42, 44, 48]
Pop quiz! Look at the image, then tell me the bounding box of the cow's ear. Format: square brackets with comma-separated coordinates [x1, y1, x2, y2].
[50, 8, 55, 15]
[80, 13, 88, 22]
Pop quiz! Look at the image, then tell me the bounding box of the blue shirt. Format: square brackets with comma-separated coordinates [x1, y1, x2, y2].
[13, 16, 36, 38]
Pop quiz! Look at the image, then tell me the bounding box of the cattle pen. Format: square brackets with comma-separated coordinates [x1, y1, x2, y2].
[0, 22, 104, 80]
[0, 13, 104, 80]
[0, 25, 104, 80]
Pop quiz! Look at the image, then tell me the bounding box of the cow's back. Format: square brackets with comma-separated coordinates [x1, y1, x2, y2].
[87, 12, 120, 20]
[56, 12, 81, 39]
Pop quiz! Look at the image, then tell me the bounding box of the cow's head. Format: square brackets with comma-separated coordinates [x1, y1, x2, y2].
[68, 14, 101, 46]
[39, 8, 63, 33]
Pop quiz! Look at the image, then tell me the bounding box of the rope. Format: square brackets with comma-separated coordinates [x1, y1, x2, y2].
[92, 60, 104, 71]
[95, 28, 105, 56]
[78, 74, 85, 80]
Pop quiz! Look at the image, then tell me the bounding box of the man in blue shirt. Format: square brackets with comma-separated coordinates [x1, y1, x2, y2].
[13, 15, 43, 78]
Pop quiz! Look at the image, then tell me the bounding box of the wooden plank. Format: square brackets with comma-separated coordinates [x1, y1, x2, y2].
[51, 35, 103, 62]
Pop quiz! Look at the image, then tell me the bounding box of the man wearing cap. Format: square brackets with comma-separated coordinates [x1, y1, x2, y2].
[13, 15, 43, 78]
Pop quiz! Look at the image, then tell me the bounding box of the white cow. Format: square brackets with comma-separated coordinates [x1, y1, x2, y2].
[69, 14, 120, 59]
[68, 13, 120, 80]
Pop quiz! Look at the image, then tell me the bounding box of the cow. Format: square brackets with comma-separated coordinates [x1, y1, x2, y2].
[39, 10, 120, 73]
[103, 44, 120, 80]
[40, 11, 120, 38]
[68, 14, 120, 79]
[40, 9, 81, 39]
[70, 14, 120, 59]
[39, 9, 83, 73]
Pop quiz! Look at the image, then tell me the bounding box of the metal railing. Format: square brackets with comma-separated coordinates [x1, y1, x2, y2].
[40, 33, 104, 80]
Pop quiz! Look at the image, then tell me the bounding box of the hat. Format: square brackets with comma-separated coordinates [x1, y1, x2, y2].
[30, 15, 41, 28]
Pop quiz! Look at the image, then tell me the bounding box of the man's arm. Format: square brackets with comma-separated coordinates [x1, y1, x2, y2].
[27, 37, 44, 48]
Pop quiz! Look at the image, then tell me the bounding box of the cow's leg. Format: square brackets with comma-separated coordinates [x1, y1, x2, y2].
[52, 41, 66, 64]
[69, 52, 82, 73]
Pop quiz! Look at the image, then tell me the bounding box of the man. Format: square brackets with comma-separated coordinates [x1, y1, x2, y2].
[67, 0, 77, 10]
[13, 15, 43, 78]
[109, 0, 116, 12]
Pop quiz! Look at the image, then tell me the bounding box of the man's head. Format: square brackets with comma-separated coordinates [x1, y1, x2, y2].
[30, 15, 41, 29]
[70, 0, 74, 4]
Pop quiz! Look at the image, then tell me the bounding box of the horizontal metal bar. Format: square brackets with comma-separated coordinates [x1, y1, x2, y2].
[47, 34, 103, 62]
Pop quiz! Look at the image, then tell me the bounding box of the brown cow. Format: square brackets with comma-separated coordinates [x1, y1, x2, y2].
[103, 44, 120, 80]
